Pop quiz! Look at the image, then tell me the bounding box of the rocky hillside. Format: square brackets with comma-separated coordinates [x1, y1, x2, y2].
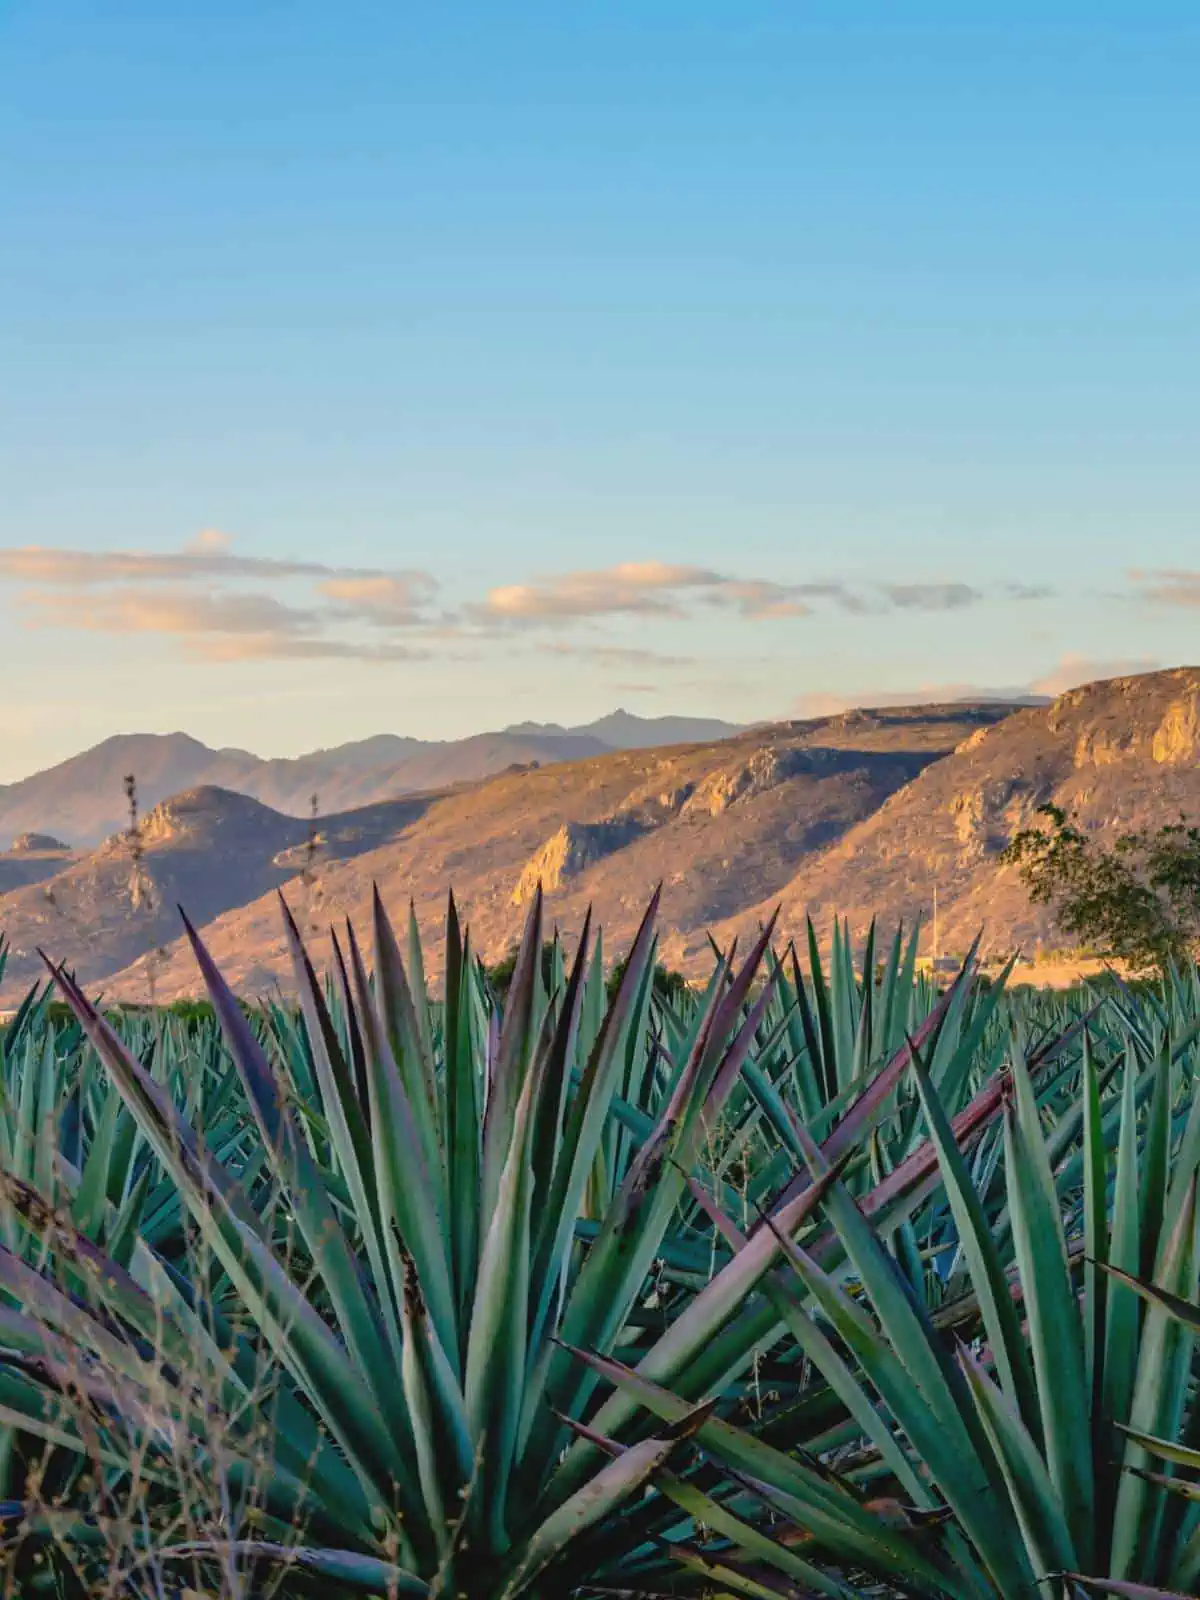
[706, 666, 1200, 967]
[10, 672, 1196, 1006]
[0, 834, 78, 896]
[0, 786, 431, 997]
[49, 701, 1014, 1004]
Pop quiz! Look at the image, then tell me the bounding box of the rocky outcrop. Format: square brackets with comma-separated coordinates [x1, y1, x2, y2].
[682, 746, 858, 817]
[511, 816, 648, 904]
[1152, 693, 1200, 764]
[948, 775, 1052, 860]
[10, 832, 69, 853]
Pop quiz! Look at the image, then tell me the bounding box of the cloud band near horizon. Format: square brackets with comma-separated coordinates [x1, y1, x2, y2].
[0, 533, 1070, 667]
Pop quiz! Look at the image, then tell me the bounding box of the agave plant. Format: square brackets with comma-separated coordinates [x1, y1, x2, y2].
[609, 997, 1199, 1599]
[0, 886, 869, 1595]
[9, 886, 1195, 1599]
[0, 984, 276, 1552]
[2, 880, 1031, 1599]
[669, 915, 1019, 1306]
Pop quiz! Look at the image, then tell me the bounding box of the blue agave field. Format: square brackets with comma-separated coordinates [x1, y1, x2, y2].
[0, 893, 1198, 1599]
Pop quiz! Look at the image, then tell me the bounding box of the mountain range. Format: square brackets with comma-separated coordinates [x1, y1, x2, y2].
[1, 669, 1197, 1006]
[0, 711, 743, 847]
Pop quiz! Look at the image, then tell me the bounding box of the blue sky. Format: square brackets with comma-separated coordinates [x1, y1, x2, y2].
[2, 2, 1197, 780]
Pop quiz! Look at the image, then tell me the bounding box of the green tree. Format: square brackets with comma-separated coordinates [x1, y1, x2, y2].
[1002, 802, 1200, 971]
[606, 951, 690, 1005]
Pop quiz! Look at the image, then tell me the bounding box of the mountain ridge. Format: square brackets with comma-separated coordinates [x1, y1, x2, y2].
[0, 711, 743, 848]
[1, 699, 1019, 1003]
[704, 665, 1200, 967]
[5, 670, 1198, 1007]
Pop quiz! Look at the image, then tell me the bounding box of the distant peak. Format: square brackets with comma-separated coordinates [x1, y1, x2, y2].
[10, 831, 70, 854]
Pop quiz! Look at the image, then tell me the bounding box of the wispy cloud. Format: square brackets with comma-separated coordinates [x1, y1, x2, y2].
[16, 586, 430, 664]
[474, 562, 745, 623]
[20, 587, 322, 637]
[472, 563, 1040, 627]
[319, 573, 440, 625]
[879, 582, 979, 610]
[0, 535, 441, 666]
[0, 537, 431, 590]
[0, 535, 1056, 674]
[473, 562, 822, 624]
[191, 635, 430, 663]
[1131, 569, 1200, 607]
[539, 641, 697, 669]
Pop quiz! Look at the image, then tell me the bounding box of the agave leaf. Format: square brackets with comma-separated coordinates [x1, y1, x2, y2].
[1081, 1031, 1108, 1418]
[805, 916, 837, 1101]
[1104, 1056, 1143, 1442]
[42, 955, 410, 1535]
[181, 910, 407, 1423]
[406, 898, 435, 1073]
[689, 1178, 930, 1504]
[780, 1113, 1033, 1597]
[443, 891, 482, 1326]
[498, 1410, 706, 1599]
[1117, 1426, 1200, 1474]
[649, 1466, 860, 1600]
[345, 917, 459, 1368]
[956, 1341, 1078, 1578]
[527, 916, 589, 1220]
[0, 1262, 337, 1527]
[1004, 1050, 1095, 1565]
[559, 1347, 855, 1523]
[1110, 1178, 1198, 1579]
[0, 1386, 134, 1475]
[400, 1248, 473, 1547]
[373, 887, 444, 1197]
[576, 1151, 849, 1444]
[464, 1052, 536, 1549]
[1058, 1580, 1196, 1599]
[876, 920, 907, 1055]
[563, 1350, 957, 1595]
[728, 1470, 975, 1598]
[280, 895, 403, 1358]
[542, 926, 780, 1468]
[909, 1038, 1038, 1431]
[330, 925, 372, 1113]
[655, 1063, 1015, 1464]
[787, 941, 826, 1116]
[72, 1083, 124, 1238]
[482, 887, 544, 1230]
[768, 942, 981, 1220]
[858, 1065, 1011, 1238]
[931, 951, 1017, 1116]
[146, 1542, 430, 1594]
[662, 1543, 810, 1600]
[1139, 1040, 1172, 1281]
[525, 904, 609, 1354]
[1098, 1265, 1200, 1334]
